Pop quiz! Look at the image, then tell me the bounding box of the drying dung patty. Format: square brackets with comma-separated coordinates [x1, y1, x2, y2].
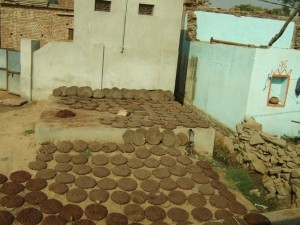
[131, 190, 147, 204]
[162, 132, 176, 147]
[196, 161, 212, 170]
[243, 213, 271, 225]
[119, 144, 135, 153]
[191, 207, 213, 222]
[210, 180, 227, 191]
[140, 180, 159, 192]
[135, 147, 151, 159]
[17, 208, 43, 225]
[150, 146, 166, 156]
[106, 213, 128, 225]
[39, 142, 57, 154]
[144, 158, 160, 168]
[145, 206, 166, 222]
[127, 157, 144, 169]
[204, 169, 219, 180]
[73, 140, 88, 152]
[73, 165, 92, 175]
[111, 191, 130, 205]
[219, 189, 236, 201]
[36, 169, 57, 180]
[187, 165, 203, 174]
[0, 174, 8, 184]
[228, 201, 247, 215]
[187, 193, 207, 207]
[41, 215, 65, 225]
[223, 217, 249, 225]
[169, 165, 187, 177]
[214, 209, 234, 220]
[148, 191, 167, 205]
[55, 173, 75, 184]
[168, 190, 186, 205]
[29, 161, 47, 170]
[74, 219, 96, 225]
[102, 142, 118, 153]
[40, 199, 63, 214]
[112, 166, 131, 177]
[132, 132, 146, 146]
[209, 194, 228, 208]
[66, 188, 88, 203]
[0, 182, 24, 195]
[118, 178, 138, 191]
[192, 173, 210, 184]
[72, 155, 88, 164]
[176, 177, 195, 190]
[145, 130, 162, 145]
[25, 191, 48, 205]
[160, 156, 176, 167]
[55, 163, 73, 172]
[97, 178, 117, 190]
[91, 154, 109, 166]
[110, 154, 128, 166]
[123, 130, 135, 144]
[167, 208, 189, 222]
[159, 178, 177, 191]
[152, 168, 170, 179]
[166, 147, 182, 157]
[25, 178, 47, 191]
[55, 154, 72, 163]
[85, 204, 108, 221]
[36, 153, 53, 162]
[92, 166, 110, 178]
[0, 195, 24, 208]
[0, 211, 14, 225]
[48, 182, 69, 194]
[176, 133, 188, 146]
[199, 184, 215, 195]
[124, 204, 145, 222]
[57, 141, 73, 153]
[176, 155, 193, 166]
[88, 141, 102, 152]
[59, 204, 83, 222]
[75, 176, 97, 189]
[89, 189, 109, 203]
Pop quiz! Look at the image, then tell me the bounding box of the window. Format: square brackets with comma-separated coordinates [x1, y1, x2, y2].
[267, 75, 290, 107]
[68, 29, 74, 40]
[95, 0, 111, 12]
[139, 4, 154, 16]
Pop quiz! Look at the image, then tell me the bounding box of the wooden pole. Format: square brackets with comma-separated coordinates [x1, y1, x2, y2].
[268, 4, 300, 46]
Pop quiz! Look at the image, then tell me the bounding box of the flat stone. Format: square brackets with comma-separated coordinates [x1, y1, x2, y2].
[111, 191, 130, 205]
[145, 206, 166, 222]
[59, 204, 83, 222]
[250, 133, 265, 146]
[118, 178, 138, 191]
[167, 208, 189, 222]
[252, 159, 268, 175]
[89, 189, 109, 203]
[291, 168, 300, 178]
[66, 188, 88, 203]
[187, 193, 206, 207]
[2, 98, 27, 106]
[106, 213, 128, 225]
[176, 177, 195, 190]
[92, 166, 110, 178]
[260, 132, 286, 147]
[85, 204, 108, 221]
[48, 182, 68, 194]
[124, 204, 145, 222]
[131, 190, 147, 204]
[168, 190, 186, 205]
[148, 191, 168, 205]
[160, 178, 178, 191]
[97, 178, 117, 190]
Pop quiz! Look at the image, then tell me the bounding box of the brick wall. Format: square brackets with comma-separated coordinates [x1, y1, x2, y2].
[0, 4, 74, 50]
[57, 0, 74, 9]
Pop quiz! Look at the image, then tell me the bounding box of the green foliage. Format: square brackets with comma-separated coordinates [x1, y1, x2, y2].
[233, 4, 290, 16]
[213, 149, 230, 164]
[24, 129, 35, 136]
[280, 0, 300, 8]
[225, 167, 278, 212]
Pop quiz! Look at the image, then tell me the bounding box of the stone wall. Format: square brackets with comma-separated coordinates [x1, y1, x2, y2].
[222, 116, 300, 208]
[0, 4, 73, 50]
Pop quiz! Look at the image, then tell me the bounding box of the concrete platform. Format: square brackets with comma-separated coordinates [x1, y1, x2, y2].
[36, 96, 215, 156]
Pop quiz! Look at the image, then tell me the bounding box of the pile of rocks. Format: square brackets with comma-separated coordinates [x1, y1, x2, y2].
[53, 86, 174, 101]
[222, 116, 300, 208]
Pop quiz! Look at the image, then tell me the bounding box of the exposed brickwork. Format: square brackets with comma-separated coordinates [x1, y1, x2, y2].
[0, 4, 74, 50]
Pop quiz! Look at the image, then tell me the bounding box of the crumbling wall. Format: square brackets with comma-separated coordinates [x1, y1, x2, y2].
[0, 5, 73, 50]
[58, 0, 73, 9]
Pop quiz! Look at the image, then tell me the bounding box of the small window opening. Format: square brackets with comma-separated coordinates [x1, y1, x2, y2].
[139, 4, 154, 16]
[267, 75, 290, 107]
[68, 28, 74, 40]
[95, 0, 111, 12]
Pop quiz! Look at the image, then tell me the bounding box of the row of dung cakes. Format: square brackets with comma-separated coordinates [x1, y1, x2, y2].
[52, 87, 175, 101]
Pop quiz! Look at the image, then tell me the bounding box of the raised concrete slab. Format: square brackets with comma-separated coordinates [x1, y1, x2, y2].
[35, 96, 215, 156]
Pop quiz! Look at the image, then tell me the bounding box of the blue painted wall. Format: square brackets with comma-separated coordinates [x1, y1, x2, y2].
[247, 48, 300, 136]
[195, 11, 295, 49]
[190, 42, 256, 129]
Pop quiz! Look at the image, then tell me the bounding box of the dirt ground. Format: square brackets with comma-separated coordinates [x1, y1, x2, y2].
[0, 91, 46, 175]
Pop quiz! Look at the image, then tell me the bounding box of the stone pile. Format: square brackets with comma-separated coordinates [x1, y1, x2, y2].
[222, 116, 300, 208]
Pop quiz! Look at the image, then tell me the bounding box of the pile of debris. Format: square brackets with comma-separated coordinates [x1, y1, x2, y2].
[222, 116, 300, 208]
